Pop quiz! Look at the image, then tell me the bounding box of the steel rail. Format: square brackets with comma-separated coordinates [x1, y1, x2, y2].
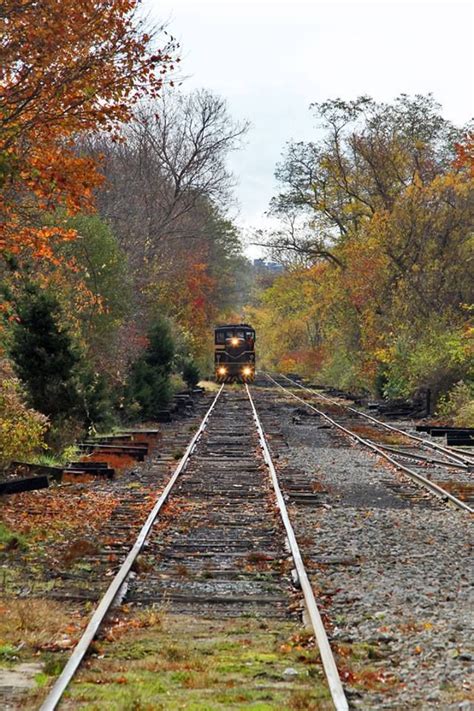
[39, 384, 225, 711]
[264, 374, 473, 514]
[364, 442, 471, 469]
[246, 384, 349, 711]
[275, 372, 472, 468]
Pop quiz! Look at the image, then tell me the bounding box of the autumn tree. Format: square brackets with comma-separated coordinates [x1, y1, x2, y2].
[56, 214, 133, 374]
[268, 94, 463, 265]
[255, 94, 473, 406]
[0, 0, 177, 262]
[454, 132, 474, 175]
[94, 89, 248, 270]
[88, 92, 250, 366]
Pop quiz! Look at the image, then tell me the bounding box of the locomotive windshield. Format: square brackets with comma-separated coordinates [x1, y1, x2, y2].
[215, 327, 255, 343]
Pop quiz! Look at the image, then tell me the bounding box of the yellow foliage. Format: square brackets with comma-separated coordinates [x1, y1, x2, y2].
[0, 360, 48, 468]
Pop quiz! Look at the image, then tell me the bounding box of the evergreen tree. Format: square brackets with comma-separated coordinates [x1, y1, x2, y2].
[10, 286, 82, 422]
[126, 317, 174, 418]
[10, 285, 113, 440]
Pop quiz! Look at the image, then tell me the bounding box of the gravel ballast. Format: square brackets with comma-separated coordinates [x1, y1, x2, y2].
[255, 387, 473, 710]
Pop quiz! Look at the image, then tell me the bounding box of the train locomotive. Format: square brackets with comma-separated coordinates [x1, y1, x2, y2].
[214, 323, 256, 382]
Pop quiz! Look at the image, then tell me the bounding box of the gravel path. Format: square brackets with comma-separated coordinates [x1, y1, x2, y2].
[255, 387, 473, 710]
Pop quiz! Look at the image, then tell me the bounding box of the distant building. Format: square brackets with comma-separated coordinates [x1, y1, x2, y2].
[253, 259, 284, 274]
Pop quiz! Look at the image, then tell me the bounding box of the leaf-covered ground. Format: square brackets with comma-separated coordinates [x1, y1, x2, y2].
[0, 486, 120, 596]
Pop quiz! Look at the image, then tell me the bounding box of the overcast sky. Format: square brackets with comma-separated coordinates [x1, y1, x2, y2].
[146, 0, 474, 254]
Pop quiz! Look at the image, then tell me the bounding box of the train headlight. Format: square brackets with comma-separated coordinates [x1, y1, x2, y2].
[231, 337, 239, 346]
[218, 366, 227, 375]
[242, 367, 252, 376]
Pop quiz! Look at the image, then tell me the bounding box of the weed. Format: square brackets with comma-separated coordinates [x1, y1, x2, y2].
[0, 523, 28, 552]
[32, 444, 79, 468]
[0, 643, 19, 662]
[0, 597, 85, 652]
[199, 380, 220, 392]
[165, 644, 189, 662]
[41, 652, 67, 676]
[181, 670, 213, 689]
[289, 689, 327, 709]
[34, 672, 50, 687]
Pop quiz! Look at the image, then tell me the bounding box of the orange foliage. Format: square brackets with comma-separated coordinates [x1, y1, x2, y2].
[101, 608, 162, 642]
[287, 348, 326, 371]
[157, 257, 217, 355]
[0, 0, 177, 260]
[454, 133, 474, 176]
[185, 262, 217, 328]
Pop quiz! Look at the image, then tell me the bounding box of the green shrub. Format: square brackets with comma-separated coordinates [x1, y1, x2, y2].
[182, 360, 200, 389]
[126, 316, 174, 419]
[436, 381, 474, 427]
[381, 321, 472, 404]
[170, 373, 186, 394]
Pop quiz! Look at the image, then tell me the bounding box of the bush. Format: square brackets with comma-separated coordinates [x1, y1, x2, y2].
[0, 359, 48, 469]
[182, 360, 200, 389]
[145, 317, 175, 371]
[318, 347, 368, 392]
[381, 322, 472, 405]
[436, 381, 474, 427]
[170, 373, 186, 394]
[79, 370, 116, 432]
[126, 361, 172, 418]
[126, 316, 174, 419]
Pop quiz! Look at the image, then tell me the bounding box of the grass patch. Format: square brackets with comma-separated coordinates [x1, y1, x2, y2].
[0, 522, 28, 551]
[0, 643, 19, 662]
[51, 613, 332, 710]
[31, 445, 79, 467]
[198, 380, 220, 392]
[34, 672, 50, 688]
[0, 596, 86, 659]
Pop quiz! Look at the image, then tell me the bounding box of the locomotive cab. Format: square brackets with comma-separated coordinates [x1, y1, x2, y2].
[214, 324, 256, 382]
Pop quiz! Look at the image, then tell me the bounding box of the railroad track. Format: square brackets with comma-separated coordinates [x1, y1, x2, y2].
[276, 373, 474, 466]
[39, 385, 349, 711]
[264, 373, 473, 513]
[252, 379, 473, 708]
